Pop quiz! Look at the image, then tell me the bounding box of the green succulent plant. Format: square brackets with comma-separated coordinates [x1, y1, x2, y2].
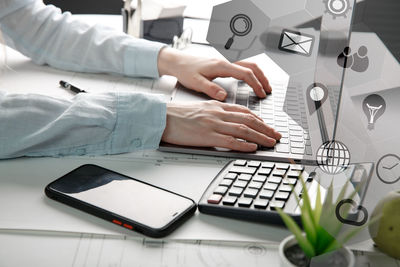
[277, 175, 379, 258]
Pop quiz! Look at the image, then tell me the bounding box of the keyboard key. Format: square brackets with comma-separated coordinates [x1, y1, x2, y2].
[290, 165, 304, 171]
[224, 173, 238, 180]
[291, 142, 305, 149]
[264, 182, 278, 191]
[214, 186, 229, 195]
[229, 166, 257, 175]
[282, 178, 297, 185]
[252, 175, 267, 183]
[270, 201, 286, 210]
[233, 180, 248, 188]
[248, 181, 263, 190]
[275, 127, 289, 133]
[275, 192, 290, 201]
[290, 136, 303, 143]
[254, 199, 269, 209]
[275, 163, 290, 170]
[223, 196, 237, 205]
[272, 169, 286, 177]
[269, 176, 283, 184]
[261, 162, 275, 168]
[228, 187, 244, 197]
[208, 194, 222, 204]
[238, 198, 253, 207]
[233, 160, 247, 166]
[287, 170, 301, 178]
[290, 130, 303, 137]
[275, 144, 290, 153]
[279, 138, 289, 144]
[238, 174, 252, 182]
[220, 179, 233, 187]
[280, 132, 289, 139]
[291, 148, 305, 155]
[279, 185, 293, 192]
[259, 189, 275, 199]
[243, 188, 259, 199]
[248, 161, 261, 168]
[258, 168, 272, 176]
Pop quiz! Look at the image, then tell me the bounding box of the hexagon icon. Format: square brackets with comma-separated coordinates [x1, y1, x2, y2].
[207, 0, 271, 62]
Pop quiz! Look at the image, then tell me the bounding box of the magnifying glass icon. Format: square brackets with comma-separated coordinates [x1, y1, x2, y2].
[225, 14, 253, 50]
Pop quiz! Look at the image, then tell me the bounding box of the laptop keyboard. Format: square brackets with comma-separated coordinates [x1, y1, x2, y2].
[235, 82, 312, 156]
[198, 159, 315, 224]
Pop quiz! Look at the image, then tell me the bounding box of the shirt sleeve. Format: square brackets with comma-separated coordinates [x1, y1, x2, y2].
[0, 0, 166, 78]
[0, 91, 167, 159]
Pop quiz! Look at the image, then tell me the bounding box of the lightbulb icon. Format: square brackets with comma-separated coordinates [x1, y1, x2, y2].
[362, 94, 386, 130]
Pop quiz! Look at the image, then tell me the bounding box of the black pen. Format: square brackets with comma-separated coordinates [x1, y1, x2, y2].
[59, 80, 87, 94]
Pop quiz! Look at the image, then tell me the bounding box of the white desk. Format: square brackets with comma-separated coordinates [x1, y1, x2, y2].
[0, 14, 398, 267]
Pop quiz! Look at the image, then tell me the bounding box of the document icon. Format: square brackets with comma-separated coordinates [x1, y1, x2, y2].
[279, 30, 315, 56]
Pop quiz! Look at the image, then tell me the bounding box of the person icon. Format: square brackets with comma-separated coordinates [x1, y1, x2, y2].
[337, 46, 354, 69]
[351, 45, 369, 72]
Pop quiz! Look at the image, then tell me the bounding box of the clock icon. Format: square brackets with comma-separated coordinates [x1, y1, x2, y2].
[376, 154, 400, 184]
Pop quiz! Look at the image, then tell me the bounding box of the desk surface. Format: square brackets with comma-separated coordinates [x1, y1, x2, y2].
[0, 14, 398, 267]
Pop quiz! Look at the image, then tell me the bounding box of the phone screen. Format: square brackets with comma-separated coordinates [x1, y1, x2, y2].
[47, 165, 195, 231]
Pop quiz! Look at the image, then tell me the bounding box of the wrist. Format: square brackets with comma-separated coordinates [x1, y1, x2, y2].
[157, 47, 181, 77]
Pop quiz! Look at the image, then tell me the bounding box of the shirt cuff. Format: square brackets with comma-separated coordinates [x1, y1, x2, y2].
[110, 91, 167, 153]
[124, 39, 167, 78]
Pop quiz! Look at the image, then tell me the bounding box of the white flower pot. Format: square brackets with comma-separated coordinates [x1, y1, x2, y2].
[279, 235, 355, 267]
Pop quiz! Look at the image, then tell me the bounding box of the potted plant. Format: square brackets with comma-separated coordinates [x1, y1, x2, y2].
[276, 176, 378, 267]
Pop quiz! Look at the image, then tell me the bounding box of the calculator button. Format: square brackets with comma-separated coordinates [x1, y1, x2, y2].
[282, 178, 297, 185]
[264, 182, 278, 191]
[243, 188, 259, 199]
[207, 194, 222, 204]
[238, 174, 252, 182]
[229, 166, 257, 175]
[287, 170, 301, 178]
[220, 179, 233, 187]
[238, 198, 253, 207]
[290, 165, 304, 171]
[274, 192, 290, 201]
[259, 190, 274, 199]
[222, 196, 237, 205]
[261, 162, 275, 168]
[252, 175, 267, 183]
[258, 168, 272, 176]
[233, 160, 247, 166]
[272, 169, 286, 177]
[268, 176, 282, 184]
[270, 201, 285, 210]
[224, 173, 238, 180]
[214, 186, 228, 195]
[254, 199, 269, 209]
[248, 181, 263, 190]
[279, 185, 293, 192]
[275, 163, 290, 170]
[248, 161, 261, 168]
[233, 180, 248, 188]
[229, 187, 244, 197]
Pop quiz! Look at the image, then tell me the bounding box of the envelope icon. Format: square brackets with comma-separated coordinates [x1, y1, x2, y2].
[279, 30, 315, 56]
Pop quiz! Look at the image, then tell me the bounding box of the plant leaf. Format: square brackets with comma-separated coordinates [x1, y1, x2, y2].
[276, 207, 316, 258]
[314, 183, 322, 224]
[298, 175, 316, 227]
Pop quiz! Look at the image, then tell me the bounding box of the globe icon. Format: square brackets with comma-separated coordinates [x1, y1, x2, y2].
[316, 141, 350, 174]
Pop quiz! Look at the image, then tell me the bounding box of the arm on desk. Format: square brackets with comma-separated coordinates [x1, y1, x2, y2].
[0, 91, 166, 159]
[0, 0, 164, 78]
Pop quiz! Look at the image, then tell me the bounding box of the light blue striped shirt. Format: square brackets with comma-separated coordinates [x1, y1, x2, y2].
[0, 0, 168, 159]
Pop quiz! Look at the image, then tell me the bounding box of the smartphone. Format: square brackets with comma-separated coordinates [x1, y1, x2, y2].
[45, 164, 196, 238]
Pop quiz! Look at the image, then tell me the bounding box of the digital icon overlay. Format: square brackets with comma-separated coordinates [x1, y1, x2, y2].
[279, 30, 315, 56]
[306, 83, 329, 115]
[225, 14, 253, 50]
[362, 94, 386, 130]
[335, 199, 368, 226]
[316, 140, 350, 175]
[376, 154, 400, 185]
[323, 0, 352, 19]
[337, 46, 369, 72]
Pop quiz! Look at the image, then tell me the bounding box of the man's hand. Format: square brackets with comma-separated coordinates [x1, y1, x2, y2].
[162, 101, 281, 152]
[158, 48, 272, 101]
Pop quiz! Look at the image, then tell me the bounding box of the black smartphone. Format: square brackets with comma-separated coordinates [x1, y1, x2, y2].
[45, 164, 196, 238]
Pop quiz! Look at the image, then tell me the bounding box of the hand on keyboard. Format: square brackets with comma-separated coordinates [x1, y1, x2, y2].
[162, 101, 282, 152]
